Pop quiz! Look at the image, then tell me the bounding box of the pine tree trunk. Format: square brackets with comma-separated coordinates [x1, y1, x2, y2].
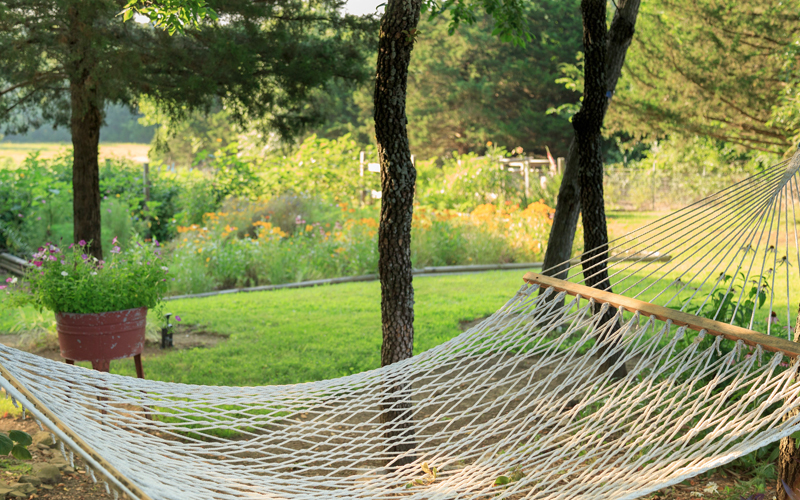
[68, 2, 103, 260]
[542, 0, 640, 279]
[374, 0, 421, 466]
[777, 304, 800, 499]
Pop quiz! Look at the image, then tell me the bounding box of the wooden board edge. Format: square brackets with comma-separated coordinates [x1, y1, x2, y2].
[523, 272, 800, 358]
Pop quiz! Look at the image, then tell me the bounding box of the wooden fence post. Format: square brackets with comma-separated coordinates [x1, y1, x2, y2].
[359, 151, 365, 206]
[143, 162, 151, 237]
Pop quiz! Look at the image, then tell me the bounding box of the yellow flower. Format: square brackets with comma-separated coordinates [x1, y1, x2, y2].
[305, 224, 314, 232]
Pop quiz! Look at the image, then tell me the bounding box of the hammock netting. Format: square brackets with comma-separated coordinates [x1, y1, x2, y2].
[3, 151, 800, 500]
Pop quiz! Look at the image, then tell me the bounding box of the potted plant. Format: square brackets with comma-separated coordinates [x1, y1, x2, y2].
[2, 237, 170, 376]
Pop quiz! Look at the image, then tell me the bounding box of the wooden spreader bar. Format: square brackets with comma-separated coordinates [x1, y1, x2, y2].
[523, 272, 800, 359]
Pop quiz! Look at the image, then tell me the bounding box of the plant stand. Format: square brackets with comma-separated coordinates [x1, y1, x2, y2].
[55, 307, 148, 379]
[64, 355, 145, 378]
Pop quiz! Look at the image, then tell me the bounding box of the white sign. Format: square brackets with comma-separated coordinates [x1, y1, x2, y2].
[371, 190, 382, 199]
[367, 163, 381, 173]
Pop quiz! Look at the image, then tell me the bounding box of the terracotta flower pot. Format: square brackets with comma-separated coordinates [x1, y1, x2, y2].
[55, 307, 147, 375]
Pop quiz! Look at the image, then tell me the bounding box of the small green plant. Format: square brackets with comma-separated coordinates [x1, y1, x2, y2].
[405, 462, 438, 488]
[494, 465, 525, 488]
[0, 430, 32, 460]
[701, 272, 768, 327]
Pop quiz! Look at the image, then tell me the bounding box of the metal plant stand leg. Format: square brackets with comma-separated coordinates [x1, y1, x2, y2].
[133, 354, 144, 379]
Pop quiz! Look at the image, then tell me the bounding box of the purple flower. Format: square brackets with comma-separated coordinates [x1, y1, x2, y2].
[770, 312, 779, 324]
[295, 215, 305, 225]
[78, 240, 86, 246]
[4, 278, 11, 283]
[154, 240, 160, 247]
[37, 247, 44, 252]
[41, 199, 46, 204]
[17, 214, 22, 218]
[33, 261, 43, 268]
[0, 286, 6, 290]
[111, 246, 121, 254]
[68, 243, 74, 249]
[36, 217, 41, 221]
[49, 255, 57, 261]
[112, 236, 118, 245]
[81, 254, 89, 260]
[175, 316, 181, 322]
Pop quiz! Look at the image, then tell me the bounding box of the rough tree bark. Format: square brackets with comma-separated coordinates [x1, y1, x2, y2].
[777, 304, 800, 499]
[68, 2, 103, 260]
[374, 0, 422, 467]
[572, 0, 637, 378]
[541, 0, 641, 279]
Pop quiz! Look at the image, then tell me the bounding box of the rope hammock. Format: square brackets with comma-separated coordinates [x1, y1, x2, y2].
[4, 151, 800, 499]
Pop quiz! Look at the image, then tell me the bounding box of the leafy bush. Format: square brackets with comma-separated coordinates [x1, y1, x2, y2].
[258, 134, 380, 206]
[0, 153, 71, 255]
[416, 148, 562, 212]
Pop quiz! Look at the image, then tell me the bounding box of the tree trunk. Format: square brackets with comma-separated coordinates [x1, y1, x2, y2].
[573, 0, 630, 379]
[542, 139, 580, 280]
[777, 304, 800, 499]
[374, 0, 421, 467]
[68, 2, 103, 260]
[542, 0, 641, 277]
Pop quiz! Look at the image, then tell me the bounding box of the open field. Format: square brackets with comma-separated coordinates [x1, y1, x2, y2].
[0, 142, 150, 165]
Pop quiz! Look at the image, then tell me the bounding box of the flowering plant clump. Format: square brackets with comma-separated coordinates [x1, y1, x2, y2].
[2, 237, 170, 314]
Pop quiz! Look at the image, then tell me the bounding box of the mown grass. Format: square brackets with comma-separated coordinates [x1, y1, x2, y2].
[108, 270, 529, 385]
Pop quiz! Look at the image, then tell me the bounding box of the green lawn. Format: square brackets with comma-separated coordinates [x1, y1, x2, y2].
[107, 270, 529, 385]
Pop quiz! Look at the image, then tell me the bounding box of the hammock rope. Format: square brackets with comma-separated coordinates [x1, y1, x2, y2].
[2, 150, 800, 499]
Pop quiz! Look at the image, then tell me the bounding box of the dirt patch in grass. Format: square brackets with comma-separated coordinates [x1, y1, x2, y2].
[0, 322, 228, 363]
[459, 316, 491, 331]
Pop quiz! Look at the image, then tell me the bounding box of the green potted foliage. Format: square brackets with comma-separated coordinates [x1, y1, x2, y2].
[2, 237, 170, 373]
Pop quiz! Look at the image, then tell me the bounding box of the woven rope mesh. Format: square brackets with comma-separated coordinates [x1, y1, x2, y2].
[3, 151, 800, 499]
